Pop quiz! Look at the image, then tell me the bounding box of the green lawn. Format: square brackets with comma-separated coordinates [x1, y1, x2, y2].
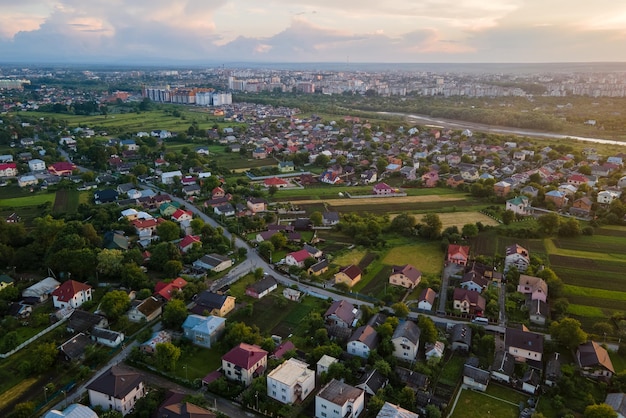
[610, 351, 626, 373]
[333, 248, 368, 266]
[383, 241, 443, 275]
[438, 354, 465, 386]
[173, 344, 223, 382]
[0, 193, 55, 207]
[449, 388, 521, 418]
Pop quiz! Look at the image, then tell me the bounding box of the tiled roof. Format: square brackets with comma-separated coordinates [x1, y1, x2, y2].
[222, 343, 267, 369]
[51, 280, 91, 302]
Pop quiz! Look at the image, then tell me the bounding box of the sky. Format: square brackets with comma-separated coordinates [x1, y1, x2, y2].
[1, 0, 626, 64]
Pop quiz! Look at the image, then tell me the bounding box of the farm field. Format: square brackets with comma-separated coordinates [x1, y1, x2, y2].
[437, 212, 500, 230]
[383, 242, 443, 275]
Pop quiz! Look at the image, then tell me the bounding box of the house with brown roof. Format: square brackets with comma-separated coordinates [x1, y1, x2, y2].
[453, 288, 486, 316]
[577, 341, 615, 380]
[459, 270, 490, 293]
[51, 280, 93, 309]
[570, 196, 593, 217]
[324, 300, 360, 328]
[391, 320, 421, 362]
[504, 243, 530, 273]
[418, 288, 436, 311]
[517, 275, 547, 303]
[347, 325, 378, 358]
[447, 244, 470, 266]
[245, 276, 278, 299]
[334, 264, 362, 288]
[389, 264, 421, 289]
[191, 291, 236, 317]
[128, 296, 164, 322]
[222, 343, 268, 386]
[505, 326, 544, 365]
[315, 379, 364, 418]
[87, 366, 145, 415]
[156, 391, 216, 418]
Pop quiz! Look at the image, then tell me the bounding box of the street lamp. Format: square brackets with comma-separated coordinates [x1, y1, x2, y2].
[61, 390, 67, 409]
[255, 391, 259, 410]
[44, 386, 48, 403]
[183, 364, 188, 381]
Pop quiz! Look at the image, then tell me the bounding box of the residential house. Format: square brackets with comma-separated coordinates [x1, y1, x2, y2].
[154, 277, 188, 301]
[182, 314, 226, 348]
[222, 343, 268, 386]
[315, 379, 364, 418]
[545, 190, 568, 208]
[418, 288, 436, 311]
[376, 402, 419, 418]
[278, 161, 295, 173]
[504, 244, 530, 273]
[322, 212, 340, 226]
[395, 366, 430, 391]
[252, 148, 267, 159]
[605, 393, 626, 418]
[373, 182, 395, 195]
[577, 341, 615, 380]
[517, 275, 547, 303]
[18, 175, 38, 188]
[391, 320, 421, 362]
[463, 358, 490, 392]
[389, 264, 421, 289]
[283, 288, 302, 302]
[272, 341, 296, 360]
[48, 162, 76, 176]
[447, 174, 465, 188]
[491, 351, 515, 383]
[570, 197, 593, 217]
[505, 326, 544, 364]
[246, 197, 267, 213]
[264, 177, 290, 189]
[308, 259, 329, 276]
[285, 249, 311, 268]
[447, 244, 470, 266]
[140, 330, 172, 354]
[22, 277, 60, 303]
[87, 366, 145, 415]
[520, 185, 539, 198]
[178, 235, 201, 253]
[128, 297, 164, 323]
[0, 274, 14, 290]
[155, 391, 216, 418]
[421, 170, 439, 187]
[161, 170, 183, 185]
[28, 158, 46, 172]
[453, 288, 486, 316]
[324, 300, 360, 328]
[334, 265, 362, 288]
[267, 358, 315, 405]
[425, 341, 445, 361]
[521, 369, 541, 394]
[316, 355, 338, 377]
[506, 196, 531, 215]
[67, 310, 108, 334]
[245, 276, 278, 299]
[214, 203, 235, 217]
[60, 333, 92, 361]
[51, 280, 93, 309]
[94, 189, 119, 204]
[356, 369, 388, 396]
[493, 181, 511, 197]
[171, 209, 193, 223]
[191, 291, 236, 317]
[347, 325, 378, 358]
[43, 404, 98, 418]
[361, 169, 377, 184]
[598, 190, 621, 205]
[529, 299, 549, 326]
[182, 184, 201, 197]
[91, 327, 125, 348]
[459, 270, 489, 293]
[192, 254, 232, 272]
[545, 353, 562, 387]
[451, 324, 472, 352]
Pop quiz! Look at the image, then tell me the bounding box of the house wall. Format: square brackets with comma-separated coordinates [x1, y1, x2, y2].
[392, 337, 418, 361]
[88, 382, 145, 415]
[315, 392, 364, 418]
[418, 301, 433, 311]
[508, 346, 542, 362]
[53, 289, 92, 309]
[389, 274, 418, 289]
[268, 370, 315, 405]
[463, 376, 487, 392]
[334, 272, 360, 287]
[348, 341, 370, 358]
[223, 355, 267, 386]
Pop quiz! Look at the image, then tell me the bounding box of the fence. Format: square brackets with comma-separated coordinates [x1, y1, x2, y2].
[0, 316, 70, 358]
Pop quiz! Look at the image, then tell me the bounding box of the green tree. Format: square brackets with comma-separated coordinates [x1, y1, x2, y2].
[462, 223, 479, 237]
[584, 403, 617, 418]
[11, 402, 35, 418]
[32, 342, 58, 373]
[398, 386, 416, 411]
[537, 212, 560, 236]
[120, 263, 150, 290]
[97, 249, 124, 278]
[164, 260, 183, 277]
[162, 299, 188, 330]
[502, 209, 515, 225]
[418, 315, 438, 344]
[157, 220, 181, 242]
[391, 302, 409, 318]
[550, 317, 588, 350]
[425, 405, 442, 418]
[100, 290, 131, 321]
[310, 211, 323, 227]
[420, 214, 442, 240]
[269, 232, 287, 250]
[155, 342, 181, 372]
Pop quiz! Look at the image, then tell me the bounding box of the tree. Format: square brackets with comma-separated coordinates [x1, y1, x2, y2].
[424, 405, 442, 418]
[11, 402, 35, 418]
[418, 315, 438, 344]
[162, 299, 188, 330]
[390, 213, 417, 235]
[559, 218, 581, 237]
[584, 403, 617, 418]
[100, 290, 131, 321]
[462, 223, 479, 237]
[420, 214, 442, 240]
[269, 233, 287, 250]
[310, 211, 323, 226]
[258, 241, 274, 259]
[97, 249, 124, 278]
[120, 263, 150, 290]
[314, 154, 330, 167]
[391, 302, 409, 318]
[502, 210, 515, 225]
[155, 342, 181, 372]
[398, 387, 416, 411]
[157, 220, 181, 242]
[550, 317, 588, 350]
[537, 212, 560, 236]
[164, 260, 183, 277]
[32, 342, 58, 373]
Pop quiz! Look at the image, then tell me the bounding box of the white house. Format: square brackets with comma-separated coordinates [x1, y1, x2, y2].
[51, 280, 93, 309]
[598, 190, 621, 205]
[18, 175, 38, 187]
[161, 170, 183, 185]
[87, 366, 145, 415]
[90, 327, 125, 348]
[347, 325, 378, 358]
[28, 158, 46, 172]
[267, 358, 315, 405]
[222, 343, 268, 386]
[315, 379, 364, 418]
[316, 355, 338, 377]
[418, 288, 436, 311]
[505, 196, 531, 216]
[392, 321, 421, 362]
[504, 244, 530, 273]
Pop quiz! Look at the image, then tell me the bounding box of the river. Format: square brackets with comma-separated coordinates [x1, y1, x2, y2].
[379, 112, 626, 147]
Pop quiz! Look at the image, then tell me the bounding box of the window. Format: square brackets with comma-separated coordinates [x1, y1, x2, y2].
[321, 413, 327, 417]
[322, 404, 327, 409]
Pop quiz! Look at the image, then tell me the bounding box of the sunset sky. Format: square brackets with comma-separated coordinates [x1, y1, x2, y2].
[1, 0, 626, 64]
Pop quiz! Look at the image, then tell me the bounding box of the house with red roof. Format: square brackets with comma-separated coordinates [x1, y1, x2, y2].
[0, 162, 17, 177]
[154, 277, 188, 301]
[422, 170, 439, 188]
[52, 280, 93, 309]
[334, 265, 362, 288]
[222, 343, 268, 386]
[171, 209, 193, 223]
[389, 264, 422, 289]
[373, 182, 394, 195]
[448, 244, 470, 266]
[263, 177, 289, 188]
[285, 249, 311, 268]
[132, 218, 163, 237]
[212, 187, 225, 198]
[179, 235, 201, 253]
[48, 161, 77, 176]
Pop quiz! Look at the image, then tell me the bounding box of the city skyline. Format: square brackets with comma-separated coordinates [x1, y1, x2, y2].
[1, 0, 626, 64]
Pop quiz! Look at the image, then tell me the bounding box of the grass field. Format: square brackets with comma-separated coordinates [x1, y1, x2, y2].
[52, 189, 82, 215]
[0, 378, 38, 412]
[449, 387, 522, 418]
[383, 242, 443, 275]
[333, 249, 367, 266]
[438, 212, 500, 229]
[0, 193, 55, 208]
